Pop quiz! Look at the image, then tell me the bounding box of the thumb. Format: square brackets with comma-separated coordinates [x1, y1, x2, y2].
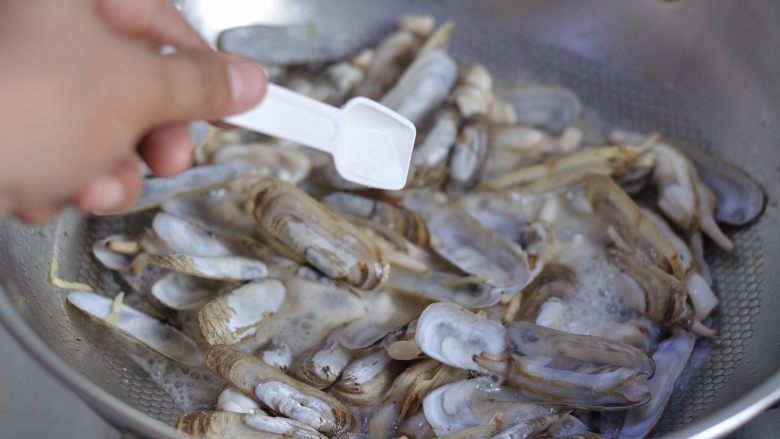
[148, 51, 267, 123]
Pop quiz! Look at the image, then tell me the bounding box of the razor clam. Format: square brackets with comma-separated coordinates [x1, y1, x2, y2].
[247, 178, 388, 290]
[447, 118, 490, 192]
[418, 205, 531, 292]
[152, 212, 235, 257]
[475, 323, 653, 410]
[382, 358, 467, 423]
[321, 192, 430, 247]
[162, 190, 257, 237]
[329, 349, 404, 407]
[177, 410, 324, 439]
[514, 263, 578, 322]
[251, 275, 364, 357]
[212, 144, 312, 185]
[606, 248, 690, 327]
[324, 48, 375, 100]
[67, 291, 204, 367]
[584, 175, 685, 280]
[640, 208, 693, 274]
[123, 161, 251, 213]
[651, 143, 733, 251]
[490, 125, 584, 164]
[496, 84, 582, 134]
[148, 254, 268, 281]
[381, 49, 458, 126]
[292, 326, 355, 389]
[217, 387, 263, 414]
[415, 302, 507, 371]
[151, 272, 220, 310]
[206, 345, 355, 435]
[407, 107, 461, 188]
[198, 280, 286, 346]
[339, 289, 429, 350]
[416, 303, 653, 410]
[641, 208, 718, 320]
[259, 339, 294, 372]
[458, 192, 544, 243]
[480, 146, 638, 192]
[422, 377, 560, 437]
[354, 15, 435, 99]
[387, 268, 501, 309]
[672, 140, 766, 225]
[620, 333, 696, 439]
[218, 23, 352, 66]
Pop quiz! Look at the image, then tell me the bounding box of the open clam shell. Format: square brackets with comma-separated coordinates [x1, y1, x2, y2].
[67, 291, 203, 367]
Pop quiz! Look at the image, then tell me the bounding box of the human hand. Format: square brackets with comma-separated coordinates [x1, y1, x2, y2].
[0, 0, 267, 223]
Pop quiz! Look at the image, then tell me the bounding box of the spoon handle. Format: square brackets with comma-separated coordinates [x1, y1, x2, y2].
[225, 83, 342, 154]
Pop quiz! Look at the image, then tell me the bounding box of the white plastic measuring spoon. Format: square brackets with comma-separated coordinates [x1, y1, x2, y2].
[225, 84, 417, 190]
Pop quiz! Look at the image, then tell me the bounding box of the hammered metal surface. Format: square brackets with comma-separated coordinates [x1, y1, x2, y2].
[0, 2, 777, 437]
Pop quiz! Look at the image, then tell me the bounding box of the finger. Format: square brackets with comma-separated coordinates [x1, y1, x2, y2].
[139, 124, 193, 177]
[97, 0, 209, 50]
[12, 206, 62, 225]
[73, 159, 143, 214]
[146, 52, 267, 123]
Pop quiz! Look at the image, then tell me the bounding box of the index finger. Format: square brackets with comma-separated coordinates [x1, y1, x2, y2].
[97, 0, 209, 50]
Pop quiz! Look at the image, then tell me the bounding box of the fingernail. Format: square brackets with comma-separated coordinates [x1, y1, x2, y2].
[92, 178, 126, 214]
[227, 58, 267, 109]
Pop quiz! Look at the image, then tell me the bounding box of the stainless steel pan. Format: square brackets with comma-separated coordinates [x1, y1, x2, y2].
[2, 0, 779, 437]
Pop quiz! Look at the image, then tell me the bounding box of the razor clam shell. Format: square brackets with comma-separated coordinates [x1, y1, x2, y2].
[148, 254, 268, 281]
[475, 335, 653, 410]
[198, 280, 286, 346]
[67, 291, 204, 367]
[387, 269, 501, 309]
[447, 118, 490, 192]
[496, 84, 582, 134]
[422, 205, 531, 292]
[480, 146, 638, 193]
[381, 50, 458, 126]
[217, 387, 263, 414]
[620, 332, 696, 439]
[322, 192, 430, 247]
[151, 272, 220, 310]
[415, 302, 507, 371]
[422, 377, 560, 437]
[292, 326, 355, 389]
[669, 140, 766, 226]
[162, 190, 257, 237]
[212, 144, 312, 185]
[329, 349, 404, 407]
[218, 23, 353, 65]
[177, 410, 324, 439]
[607, 248, 690, 326]
[152, 212, 234, 257]
[249, 275, 364, 357]
[383, 358, 468, 422]
[584, 175, 685, 280]
[247, 178, 388, 290]
[354, 16, 434, 100]
[124, 162, 251, 213]
[505, 321, 655, 376]
[259, 339, 294, 372]
[407, 108, 461, 188]
[339, 289, 429, 350]
[205, 345, 356, 435]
